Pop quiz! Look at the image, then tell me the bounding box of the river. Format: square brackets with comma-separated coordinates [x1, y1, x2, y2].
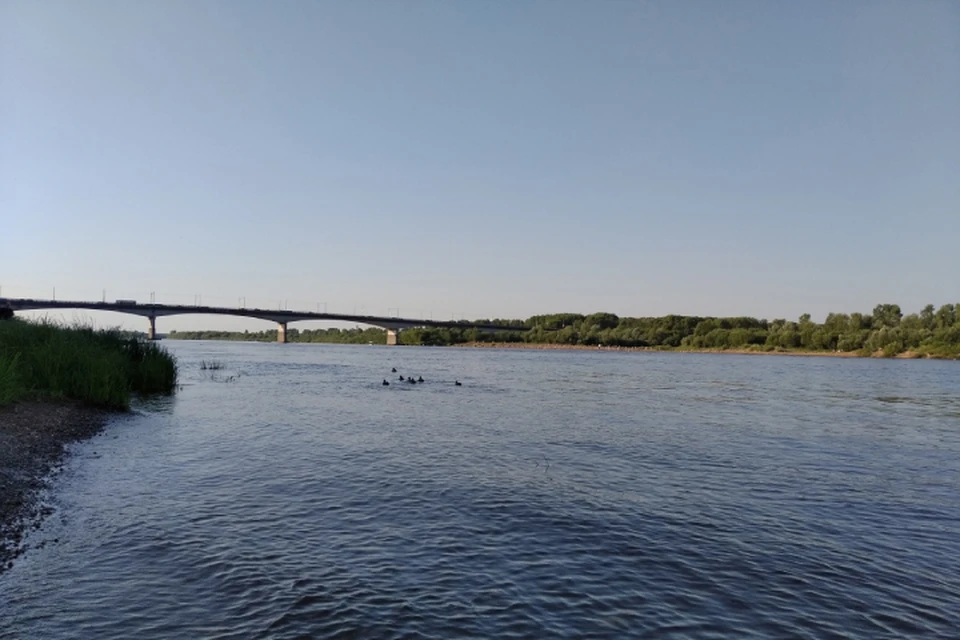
[2, 342, 959, 638]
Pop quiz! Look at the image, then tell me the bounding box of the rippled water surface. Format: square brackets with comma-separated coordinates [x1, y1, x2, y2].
[3, 343, 960, 638]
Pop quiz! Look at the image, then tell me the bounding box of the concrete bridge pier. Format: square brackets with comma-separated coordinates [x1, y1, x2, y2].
[386, 328, 399, 346]
[147, 315, 157, 340]
[277, 322, 287, 343]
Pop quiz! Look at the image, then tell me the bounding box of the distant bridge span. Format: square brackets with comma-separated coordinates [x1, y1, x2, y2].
[0, 298, 527, 344]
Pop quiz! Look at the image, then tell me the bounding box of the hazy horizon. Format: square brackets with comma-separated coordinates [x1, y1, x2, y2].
[3, 1, 958, 332]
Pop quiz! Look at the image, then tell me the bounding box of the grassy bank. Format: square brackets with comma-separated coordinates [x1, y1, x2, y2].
[0, 319, 177, 409]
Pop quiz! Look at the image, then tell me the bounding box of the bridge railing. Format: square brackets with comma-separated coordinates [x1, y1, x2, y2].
[0, 287, 509, 328]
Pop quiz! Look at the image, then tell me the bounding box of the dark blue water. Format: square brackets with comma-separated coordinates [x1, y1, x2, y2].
[2, 343, 959, 638]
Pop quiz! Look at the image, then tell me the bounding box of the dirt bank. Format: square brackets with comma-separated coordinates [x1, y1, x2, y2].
[0, 401, 108, 571]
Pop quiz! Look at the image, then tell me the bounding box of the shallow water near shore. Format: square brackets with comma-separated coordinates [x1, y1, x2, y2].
[2, 342, 959, 638]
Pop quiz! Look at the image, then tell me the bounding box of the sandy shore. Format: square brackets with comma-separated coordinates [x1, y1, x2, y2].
[0, 401, 108, 571]
[450, 342, 929, 358]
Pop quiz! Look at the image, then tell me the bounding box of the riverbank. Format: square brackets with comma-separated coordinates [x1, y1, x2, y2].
[0, 318, 179, 571]
[451, 342, 952, 358]
[0, 401, 108, 570]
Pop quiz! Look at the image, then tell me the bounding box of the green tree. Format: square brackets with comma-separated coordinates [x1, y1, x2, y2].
[872, 304, 903, 329]
[935, 304, 956, 330]
[798, 313, 816, 348]
[583, 312, 619, 331]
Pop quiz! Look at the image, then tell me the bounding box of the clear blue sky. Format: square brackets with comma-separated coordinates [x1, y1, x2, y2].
[2, 1, 958, 331]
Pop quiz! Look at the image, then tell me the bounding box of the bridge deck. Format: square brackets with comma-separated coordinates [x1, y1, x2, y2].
[0, 298, 528, 333]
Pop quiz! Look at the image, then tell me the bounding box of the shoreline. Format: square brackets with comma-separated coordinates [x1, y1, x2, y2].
[0, 401, 109, 571]
[166, 337, 954, 359]
[450, 342, 943, 359]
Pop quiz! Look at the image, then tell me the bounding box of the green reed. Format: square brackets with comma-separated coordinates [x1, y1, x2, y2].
[0, 318, 178, 409]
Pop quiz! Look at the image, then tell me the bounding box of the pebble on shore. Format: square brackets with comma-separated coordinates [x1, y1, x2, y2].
[0, 401, 107, 572]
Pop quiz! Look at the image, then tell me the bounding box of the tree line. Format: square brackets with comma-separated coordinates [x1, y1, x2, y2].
[167, 327, 388, 344]
[166, 303, 960, 358]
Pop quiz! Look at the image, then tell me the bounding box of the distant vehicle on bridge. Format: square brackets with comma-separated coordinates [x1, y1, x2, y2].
[115, 299, 138, 306]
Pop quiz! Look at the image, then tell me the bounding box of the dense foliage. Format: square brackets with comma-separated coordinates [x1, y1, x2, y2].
[166, 304, 960, 358]
[0, 319, 178, 409]
[168, 327, 390, 344]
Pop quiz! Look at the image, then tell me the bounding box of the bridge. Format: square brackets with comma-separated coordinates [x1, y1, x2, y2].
[0, 298, 527, 344]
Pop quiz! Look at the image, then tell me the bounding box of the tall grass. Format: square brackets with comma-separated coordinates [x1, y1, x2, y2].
[0, 352, 21, 405]
[0, 318, 178, 409]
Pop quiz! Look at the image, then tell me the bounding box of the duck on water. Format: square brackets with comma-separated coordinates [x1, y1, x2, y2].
[386, 368, 460, 386]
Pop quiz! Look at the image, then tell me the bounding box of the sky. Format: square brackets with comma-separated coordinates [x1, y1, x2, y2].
[2, 1, 958, 332]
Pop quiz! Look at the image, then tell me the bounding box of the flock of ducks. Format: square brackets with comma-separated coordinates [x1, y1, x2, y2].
[383, 367, 461, 387]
